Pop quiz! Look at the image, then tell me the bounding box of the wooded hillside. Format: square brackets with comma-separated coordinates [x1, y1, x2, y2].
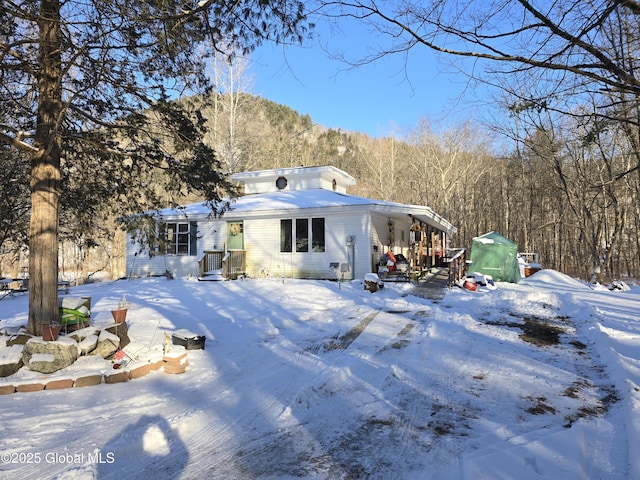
[193, 92, 639, 282]
[2, 93, 638, 283]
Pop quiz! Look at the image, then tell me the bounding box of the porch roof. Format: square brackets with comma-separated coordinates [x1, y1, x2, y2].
[155, 189, 456, 234]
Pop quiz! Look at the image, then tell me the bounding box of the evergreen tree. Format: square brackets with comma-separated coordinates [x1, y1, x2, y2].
[0, 0, 310, 335]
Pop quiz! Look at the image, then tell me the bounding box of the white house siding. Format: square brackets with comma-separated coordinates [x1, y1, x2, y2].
[394, 219, 411, 253]
[240, 208, 372, 280]
[242, 175, 324, 194]
[339, 209, 374, 280]
[232, 166, 355, 195]
[371, 213, 392, 252]
[197, 219, 224, 252]
[124, 167, 455, 281]
[242, 217, 281, 277]
[127, 209, 436, 280]
[125, 210, 374, 280]
[125, 245, 199, 278]
[125, 219, 219, 278]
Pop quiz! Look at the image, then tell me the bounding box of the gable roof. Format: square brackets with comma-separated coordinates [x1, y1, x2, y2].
[156, 189, 456, 234]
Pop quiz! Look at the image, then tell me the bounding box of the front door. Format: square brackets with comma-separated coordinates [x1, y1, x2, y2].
[227, 221, 244, 250]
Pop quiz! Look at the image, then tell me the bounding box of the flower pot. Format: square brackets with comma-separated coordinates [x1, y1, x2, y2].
[463, 279, 478, 292]
[42, 324, 61, 341]
[111, 308, 128, 324]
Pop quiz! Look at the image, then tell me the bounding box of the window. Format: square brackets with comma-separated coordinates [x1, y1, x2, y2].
[296, 218, 309, 252]
[280, 218, 325, 253]
[275, 176, 288, 190]
[160, 222, 197, 255]
[280, 219, 292, 252]
[312, 217, 325, 252]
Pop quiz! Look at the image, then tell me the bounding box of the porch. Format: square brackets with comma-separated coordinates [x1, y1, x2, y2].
[372, 212, 464, 285]
[198, 250, 246, 281]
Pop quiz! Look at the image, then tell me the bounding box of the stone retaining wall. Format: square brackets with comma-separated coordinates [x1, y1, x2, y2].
[0, 352, 187, 395]
[0, 322, 189, 395]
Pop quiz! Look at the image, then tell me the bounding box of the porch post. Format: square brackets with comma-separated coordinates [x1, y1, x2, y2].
[431, 231, 436, 267]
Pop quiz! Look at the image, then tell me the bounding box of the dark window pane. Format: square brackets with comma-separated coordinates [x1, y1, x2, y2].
[177, 232, 189, 254]
[280, 219, 292, 252]
[166, 223, 177, 254]
[296, 218, 308, 252]
[162, 222, 193, 255]
[312, 218, 325, 252]
[189, 222, 198, 256]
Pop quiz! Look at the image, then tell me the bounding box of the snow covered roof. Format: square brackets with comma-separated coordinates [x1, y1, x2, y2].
[156, 189, 457, 234]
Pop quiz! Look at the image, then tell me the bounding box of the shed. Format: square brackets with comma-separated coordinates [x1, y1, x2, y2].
[125, 166, 456, 281]
[469, 231, 521, 283]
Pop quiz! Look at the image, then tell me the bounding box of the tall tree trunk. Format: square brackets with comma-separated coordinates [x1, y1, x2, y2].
[28, 0, 63, 335]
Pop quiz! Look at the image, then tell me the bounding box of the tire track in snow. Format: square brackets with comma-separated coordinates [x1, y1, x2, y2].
[304, 309, 448, 478]
[377, 322, 416, 354]
[193, 308, 440, 479]
[321, 311, 380, 352]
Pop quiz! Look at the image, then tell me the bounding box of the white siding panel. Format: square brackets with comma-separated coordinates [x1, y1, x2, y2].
[196, 219, 226, 252]
[125, 222, 207, 278]
[243, 218, 279, 277]
[242, 209, 373, 279]
[334, 210, 372, 280]
[125, 206, 394, 280]
[371, 213, 390, 252]
[126, 249, 199, 278]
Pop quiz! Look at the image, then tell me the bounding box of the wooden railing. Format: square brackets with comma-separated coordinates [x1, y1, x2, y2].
[222, 250, 246, 279]
[445, 248, 467, 287]
[199, 250, 246, 280]
[198, 251, 222, 278]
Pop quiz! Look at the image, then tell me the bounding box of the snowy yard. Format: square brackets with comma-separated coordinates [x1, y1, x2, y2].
[0, 270, 639, 479]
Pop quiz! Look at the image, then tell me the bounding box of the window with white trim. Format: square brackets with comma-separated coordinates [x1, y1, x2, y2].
[311, 217, 325, 252]
[280, 218, 325, 253]
[160, 221, 197, 255]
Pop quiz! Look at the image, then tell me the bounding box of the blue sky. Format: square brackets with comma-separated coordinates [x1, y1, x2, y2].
[248, 18, 489, 137]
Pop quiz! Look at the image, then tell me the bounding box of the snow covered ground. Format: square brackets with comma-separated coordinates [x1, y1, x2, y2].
[0, 269, 639, 480]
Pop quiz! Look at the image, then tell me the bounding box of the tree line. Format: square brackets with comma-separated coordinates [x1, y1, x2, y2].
[3, 0, 639, 334]
[311, 0, 640, 282]
[200, 83, 640, 282]
[3, 88, 639, 284]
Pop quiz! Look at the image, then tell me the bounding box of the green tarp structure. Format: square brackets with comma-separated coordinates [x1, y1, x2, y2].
[469, 231, 521, 283]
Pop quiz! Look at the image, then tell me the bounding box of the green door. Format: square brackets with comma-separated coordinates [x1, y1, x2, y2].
[227, 221, 244, 250]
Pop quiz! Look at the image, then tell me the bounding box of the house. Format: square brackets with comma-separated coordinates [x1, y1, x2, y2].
[125, 166, 457, 280]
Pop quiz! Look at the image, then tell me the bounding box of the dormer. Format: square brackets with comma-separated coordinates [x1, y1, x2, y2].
[231, 166, 356, 195]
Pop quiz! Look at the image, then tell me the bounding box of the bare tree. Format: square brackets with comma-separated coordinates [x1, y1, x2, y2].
[361, 134, 401, 201]
[317, 0, 640, 176]
[205, 50, 257, 173]
[407, 118, 492, 221]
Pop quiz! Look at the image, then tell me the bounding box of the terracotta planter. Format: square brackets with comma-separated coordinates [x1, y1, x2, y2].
[42, 324, 61, 341]
[463, 279, 478, 292]
[111, 308, 128, 324]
